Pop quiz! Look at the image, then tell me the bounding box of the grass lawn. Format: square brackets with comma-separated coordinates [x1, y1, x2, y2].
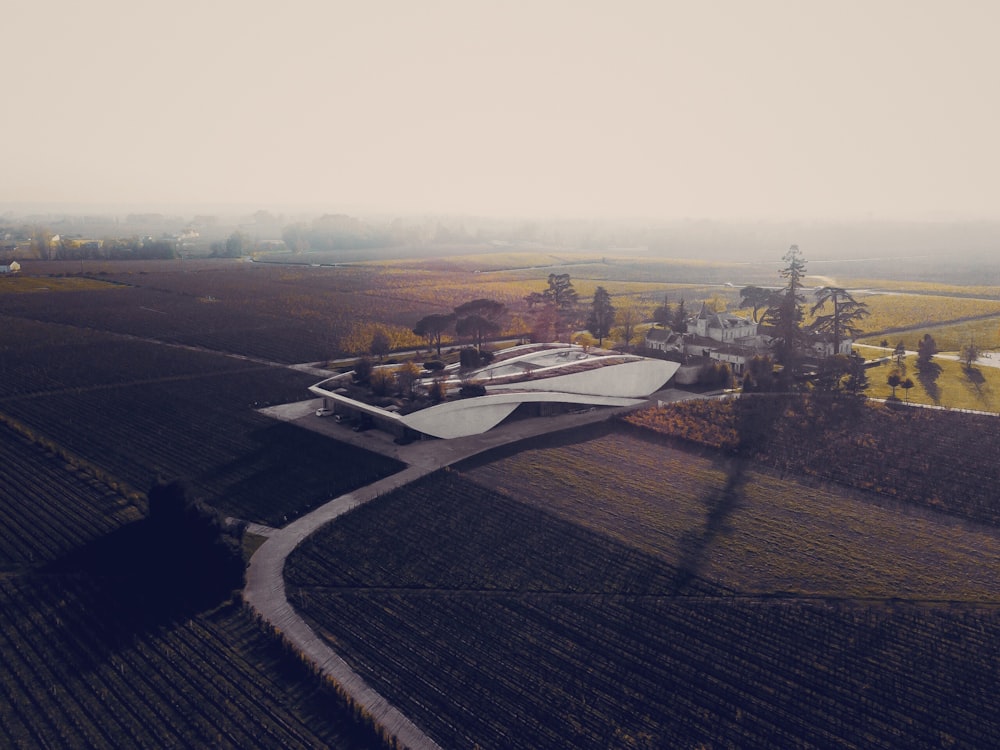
[862, 352, 1000, 412]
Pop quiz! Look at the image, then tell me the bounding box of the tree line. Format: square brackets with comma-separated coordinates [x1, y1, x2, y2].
[406, 246, 881, 394]
[413, 273, 670, 357]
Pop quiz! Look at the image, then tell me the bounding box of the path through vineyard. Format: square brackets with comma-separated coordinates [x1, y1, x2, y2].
[244, 389, 697, 748]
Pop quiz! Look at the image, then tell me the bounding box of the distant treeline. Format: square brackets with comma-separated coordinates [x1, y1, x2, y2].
[44, 238, 178, 261]
[281, 214, 396, 252]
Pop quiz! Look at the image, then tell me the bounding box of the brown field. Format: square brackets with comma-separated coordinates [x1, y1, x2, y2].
[625, 397, 1000, 526]
[0, 576, 389, 749]
[0, 312, 407, 524]
[286, 433, 1000, 749]
[464, 431, 1000, 600]
[7, 252, 1000, 748]
[0, 264, 409, 748]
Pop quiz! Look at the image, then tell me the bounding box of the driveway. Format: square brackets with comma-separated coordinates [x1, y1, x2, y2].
[246, 389, 696, 748]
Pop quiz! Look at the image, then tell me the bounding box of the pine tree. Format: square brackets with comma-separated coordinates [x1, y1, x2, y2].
[586, 286, 615, 346]
[653, 294, 673, 327]
[762, 245, 807, 385]
[671, 298, 688, 333]
[917, 334, 938, 368]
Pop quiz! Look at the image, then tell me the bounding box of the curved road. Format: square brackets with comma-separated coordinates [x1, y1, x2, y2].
[244, 464, 443, 750]
[244, 390, 699, 749]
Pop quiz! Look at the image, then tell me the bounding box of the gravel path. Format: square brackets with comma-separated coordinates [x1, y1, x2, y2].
[244, 388, 698, 748]
[244, 466, 441, 749]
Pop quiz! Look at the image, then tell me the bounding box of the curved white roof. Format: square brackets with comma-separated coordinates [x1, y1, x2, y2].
[310, 345, 679, 439]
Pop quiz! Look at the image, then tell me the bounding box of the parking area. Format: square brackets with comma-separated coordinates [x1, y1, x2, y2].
[259, 388, 702, 469]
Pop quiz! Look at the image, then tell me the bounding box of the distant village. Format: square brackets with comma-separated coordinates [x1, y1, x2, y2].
[0, 228, 201, 261]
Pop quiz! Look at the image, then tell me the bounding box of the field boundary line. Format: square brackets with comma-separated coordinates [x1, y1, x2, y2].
[293, 586, 1000, 608]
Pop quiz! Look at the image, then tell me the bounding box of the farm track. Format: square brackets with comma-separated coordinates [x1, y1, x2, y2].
[245, 400, 663, 750]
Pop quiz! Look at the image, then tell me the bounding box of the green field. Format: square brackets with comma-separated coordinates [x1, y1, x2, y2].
[854, 293, 1000, 341]
[860, 352, 1000, 411]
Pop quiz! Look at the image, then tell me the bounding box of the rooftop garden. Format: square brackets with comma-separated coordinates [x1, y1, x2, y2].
[313, 344, 644, 415]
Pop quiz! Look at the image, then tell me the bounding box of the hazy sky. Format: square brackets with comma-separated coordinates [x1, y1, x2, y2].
[5, 1, 999, 221]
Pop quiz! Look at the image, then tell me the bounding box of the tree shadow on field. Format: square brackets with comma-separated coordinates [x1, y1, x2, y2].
[43, 481, 245, 651]
[669, 456, 749, 593]
[916, 361, 942, 404]
[668, 394, 786, 593]
[42, 520, 239, 658]
[962, 365, 989, 402]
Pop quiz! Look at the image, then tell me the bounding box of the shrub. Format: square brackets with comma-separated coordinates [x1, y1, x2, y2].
[699, 361, 733, 388]
[370, 368, 394, 397]
[459, 348, 481, 369]
[353, 357, 373, 384]
[395, 362, 421, 398]
[428, 380, 445, 404]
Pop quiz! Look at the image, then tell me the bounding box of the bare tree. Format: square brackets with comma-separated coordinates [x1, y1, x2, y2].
[614, 299, 644, 352]
[961, 341, 980, 369]
[893, 341, 906, 368]
[370, 330, 390, 361]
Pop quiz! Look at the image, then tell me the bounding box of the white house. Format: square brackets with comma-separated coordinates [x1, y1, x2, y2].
[683, 303, 766, 375]
[0, 260, 21, 274]
[692, 303, 759, 342]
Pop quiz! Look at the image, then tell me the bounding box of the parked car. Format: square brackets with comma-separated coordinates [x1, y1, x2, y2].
[315, 407, 334, 417]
